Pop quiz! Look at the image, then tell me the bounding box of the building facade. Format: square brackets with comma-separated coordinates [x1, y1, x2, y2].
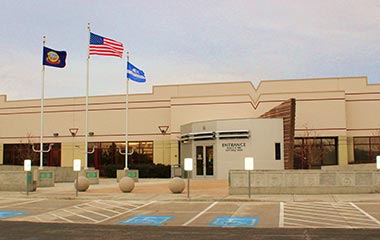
[180, 118, 284, 179]
[0, 76, 379, 176]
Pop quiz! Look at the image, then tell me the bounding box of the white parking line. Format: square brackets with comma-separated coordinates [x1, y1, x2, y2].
[74, 206, 111, 218]
[286, 208, 375, 225]
[91, 201, 128, 212]
[282, 202, 380, 228]
[182, 202, 218, 226]
[96, 200, 156, 224]
[284, 216, 349, 228]
[279, 202, 284, 227]
[0, 199, 44, 209]
[62, 209, 97, 222]
[49, 212, 74, 223]
[350, 203, 380, 226]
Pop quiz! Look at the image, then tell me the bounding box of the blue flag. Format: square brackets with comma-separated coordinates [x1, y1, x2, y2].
[42, 47, 67, 68]
[127, 62, 146, 83]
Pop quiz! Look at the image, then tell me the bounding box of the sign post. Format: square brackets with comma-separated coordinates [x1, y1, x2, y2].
[24, 159, 32, 196]
[244, 157, 254, 199]
[184, 158, 193, 199]
[73, 159, 81, 197]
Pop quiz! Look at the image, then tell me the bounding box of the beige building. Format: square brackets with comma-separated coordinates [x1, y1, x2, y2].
[0, 76, 379, 177]
[180, 118, 284, 179]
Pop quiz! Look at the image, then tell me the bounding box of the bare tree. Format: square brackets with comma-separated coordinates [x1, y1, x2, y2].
[294, 124, 325, 169]
[16, 132, 38, 165]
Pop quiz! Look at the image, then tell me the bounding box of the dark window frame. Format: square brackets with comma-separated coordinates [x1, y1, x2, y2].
[293, 137, 338, 169]
[353, 136, 380, 164]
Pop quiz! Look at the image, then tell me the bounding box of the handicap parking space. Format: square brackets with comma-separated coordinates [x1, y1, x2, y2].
[17, 200, 156, 224]
[6, 198, 380, 229]
[119, 215, 175, 226]
[0, 198, 87, 221]
[0, 199, 279, 227]
[111, 201, 279, 228]
[209, 216, 259, 227]
[0, 210, 27, 219]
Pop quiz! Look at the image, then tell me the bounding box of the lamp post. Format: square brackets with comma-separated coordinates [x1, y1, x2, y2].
[244, 157, 254, 199]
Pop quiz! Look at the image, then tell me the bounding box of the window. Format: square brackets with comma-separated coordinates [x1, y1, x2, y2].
[88, 141, 154, 169]
[353, 137, 380, 164]
[293, 137, 338, 169]
[3, 143, 61, 166]
[275, 143, 281, 160]
[129, 141, 154, 164]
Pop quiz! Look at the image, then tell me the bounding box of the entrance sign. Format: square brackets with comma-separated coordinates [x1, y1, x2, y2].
[222, 142, 246, 152]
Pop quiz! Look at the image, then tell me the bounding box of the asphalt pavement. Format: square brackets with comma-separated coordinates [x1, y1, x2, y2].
[1, 179, 380, 239]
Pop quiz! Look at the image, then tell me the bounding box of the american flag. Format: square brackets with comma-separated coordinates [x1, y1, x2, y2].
[89, 32, 124, 58]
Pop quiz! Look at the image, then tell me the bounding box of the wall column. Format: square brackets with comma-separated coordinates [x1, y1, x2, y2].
[338, 136, 348, 165]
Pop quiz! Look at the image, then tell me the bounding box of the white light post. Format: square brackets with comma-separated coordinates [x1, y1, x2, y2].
[184, 158, 193, 199]
[73, 159, 81, 197]
[245, 157, 254, 199]
[24, 159, 32, 196]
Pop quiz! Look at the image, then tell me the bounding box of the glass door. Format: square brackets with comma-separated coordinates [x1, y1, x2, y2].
[196, 146, 204, 176]
[205, 146, 213, 176]
[196, 145, 214, 177]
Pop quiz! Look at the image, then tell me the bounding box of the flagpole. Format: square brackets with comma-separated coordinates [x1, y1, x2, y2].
[85, 23, 90, 169]
[125, 52, 130, 170]
[40, 35, 46, 169]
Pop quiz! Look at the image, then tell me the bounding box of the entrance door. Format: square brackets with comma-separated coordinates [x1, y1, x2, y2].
[196, 145, 214, 177]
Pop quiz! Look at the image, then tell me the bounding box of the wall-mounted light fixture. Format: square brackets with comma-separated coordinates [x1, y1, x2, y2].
[69, 128, 79, 137]
[89, 132, 94, 136]
[53, 133, 59, 137]
[158, 126, 169, 135]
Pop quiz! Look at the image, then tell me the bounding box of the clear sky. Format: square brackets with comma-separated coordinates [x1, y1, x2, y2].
[1, 0, 380, 100]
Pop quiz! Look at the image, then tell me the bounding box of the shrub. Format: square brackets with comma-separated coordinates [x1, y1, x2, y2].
[101, 163, 171, 178]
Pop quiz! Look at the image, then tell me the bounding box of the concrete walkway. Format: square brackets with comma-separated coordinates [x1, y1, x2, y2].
[2, 178, 380, 202]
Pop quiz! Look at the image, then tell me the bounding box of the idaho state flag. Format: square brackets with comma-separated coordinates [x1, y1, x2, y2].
[42, 47, 67, 68]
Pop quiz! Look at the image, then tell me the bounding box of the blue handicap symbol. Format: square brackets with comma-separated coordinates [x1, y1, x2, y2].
[0, 210, 27, 219]
[119, 215, 174, 226]
[209, 216, 259, 227]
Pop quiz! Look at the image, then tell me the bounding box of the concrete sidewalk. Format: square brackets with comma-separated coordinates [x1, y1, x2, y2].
[2, 178, 380, 202]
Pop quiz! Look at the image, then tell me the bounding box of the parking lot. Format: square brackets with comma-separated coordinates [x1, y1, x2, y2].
[1, 196, 380, 228]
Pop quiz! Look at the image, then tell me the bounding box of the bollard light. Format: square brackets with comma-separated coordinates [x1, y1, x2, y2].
[244, 157, 254, 199]
[24, 159, 32, 196]
[24, 159, 32, 172]
[244, 157, 254, 171]
[184, 158, 193, 171]
[73, 159, 81, 197]
[73, 159, 81, 172]
[184, 158, 193, 199]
